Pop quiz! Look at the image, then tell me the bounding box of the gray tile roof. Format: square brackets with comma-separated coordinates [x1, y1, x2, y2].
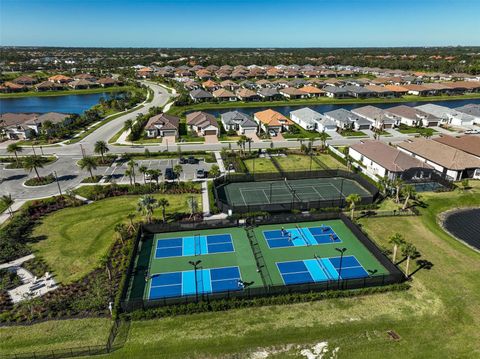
[455, 104, 480, 117]
[290, 107, 323, 125]
[324, 108, 364, 125]
[189, 89, 213, 99]
[221, 111, 257, 128]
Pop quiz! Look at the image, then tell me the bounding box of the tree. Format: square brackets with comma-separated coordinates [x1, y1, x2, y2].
[158, 198, 170, 222]
[343, 147, 352, 171]
[173, 164, 183, 182]
[402, 242, 418, 277]
[209, 164, 221, 178]
[401, 184, 416, 210]
[139, 165, 148, 184]
[127, 159, 137, 184]
[187, 196, 199, 219]
[388, 233, 405, 263]
[94, 140, 109, 163]
[461, 178, 469, 191]
[7, 143, 22, 166]
[124, 119, 134, 145]
[126, 213, 136, 231]
[137, 195, 158, 223]
[245, 137, 253, 153]
[78, 156, 97, 181]
[392, 178, 404, 204]
[146, 169, 161, 186]
[345, 193, 361, 220]
[114, 223, 129, 244]
[125, 168, 133, 186]
[237, 138, 246, 156]
[1, 194, 14, 217]
[378, 176, 392, 197]
[318, 131, 328, 150]
[23, 155, 44, 180]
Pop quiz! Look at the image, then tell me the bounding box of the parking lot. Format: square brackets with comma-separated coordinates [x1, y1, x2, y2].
[104, 157, 215, 184]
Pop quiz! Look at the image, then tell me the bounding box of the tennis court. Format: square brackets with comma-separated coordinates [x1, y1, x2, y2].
[154, 234, 234, 258]
[148, 266, 242, 299]
[263, 225, 341, 248]
[277, 255, 369, 285]
[223, 177, 372, 207]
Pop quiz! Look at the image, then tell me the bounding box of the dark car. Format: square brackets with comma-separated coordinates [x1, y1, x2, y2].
[196, 169, 206, 179]
[179, 157, 188, 164]
[165, 167, 175, 180]
[188, 156, 199, 164]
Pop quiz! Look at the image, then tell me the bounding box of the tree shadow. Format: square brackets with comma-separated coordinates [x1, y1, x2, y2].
[5, 174, 28, 181]
[57, 174, 77, 182]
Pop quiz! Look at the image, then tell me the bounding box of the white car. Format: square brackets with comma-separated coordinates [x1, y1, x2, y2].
[268, 129, 277, 137]
[464, 129, 480, 134]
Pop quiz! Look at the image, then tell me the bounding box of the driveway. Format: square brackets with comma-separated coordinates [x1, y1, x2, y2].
[204, 135, 219, 144]
[271, 132, 285, 141]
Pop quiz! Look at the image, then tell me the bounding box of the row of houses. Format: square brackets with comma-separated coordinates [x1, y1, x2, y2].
[349, 136, 480, 181]
[0, 74, 122, 93]
[290, 104, 480, 133]
[187, 79, 480, 102]
[136, 63, 480, 83]
[0, 112, 71, 139]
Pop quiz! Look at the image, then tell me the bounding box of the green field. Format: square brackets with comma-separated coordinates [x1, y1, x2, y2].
[243, 157, 278, 173]
[32, 193, 202, 284]
[275, 154, 323, 171]
[2, 183, 479, 358]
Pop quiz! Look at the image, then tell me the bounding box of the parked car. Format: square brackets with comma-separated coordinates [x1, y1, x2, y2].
[464, 129, 480, 134]
[165, 167, 175, 180]
[179, 157, 188, 164]
[188, 156, 199, 164]
[196, 169, 206, 178]
[268, 129, 277, 137]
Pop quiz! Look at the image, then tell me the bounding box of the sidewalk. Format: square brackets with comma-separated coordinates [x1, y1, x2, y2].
[201, 181, 210, 217]
[0, 254, 35, 269]
[214, 151, 226, 173]
[0, 199, 27, 225]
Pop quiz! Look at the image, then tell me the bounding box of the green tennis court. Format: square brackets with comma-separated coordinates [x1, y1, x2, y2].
[223, 177, 372, 206]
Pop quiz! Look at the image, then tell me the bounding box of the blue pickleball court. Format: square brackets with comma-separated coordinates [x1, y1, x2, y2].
[276, 255, 370, 285]
[263, 225, 342, 249]
[155, 234, 235, 258]
[148, 266, 243, 300]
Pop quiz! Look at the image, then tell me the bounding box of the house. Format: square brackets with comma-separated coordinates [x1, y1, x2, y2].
[34, 81, 64, 91]
[397, 138, 480, 180]
[220, 111, 258, 135]
[415, 104, 475, 127]
[455, 104, 480, 124]
[323, 86, 350, 98]
[1, 82, 26, 92]
[290, 108, 322, 131]
[351, 106, 396, 129]
[344, 85, 376, 99]
[402, 84, 431, 96]
[212, 88, 237, 101]
[144, 113, 180, 138]
[384, 105, 440, 127]
[68, 79, 97, 89]
[186, 111, 219, 136]
[0, 112, 70, 139]
[383, 85, 409, 96]
[97, 78, 121, 87]
[421, 82, 455, 96]
[189, 89, 213, 102]
[48, 75, 72, 84]
[298, 85, 326, 97]
[12, 75, 37, 86]
[202, 80, 219, 91]
[255, 79, 272, 88]
[434, 135, 480, 159]
[254, 109, 293, 134]
[258, 88, 282, 101]
[236, 88, 260, 101]
[220, 80, 240, 91]
[324, 109, 371, 130]
[184, 80, 200, 90]
[279, 87, 307, 99]
[364, 85, 396, 98]
[349, 140, 434, 180]
[73, 73, 97, 82]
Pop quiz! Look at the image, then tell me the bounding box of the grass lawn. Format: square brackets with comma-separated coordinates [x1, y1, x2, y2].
[339, 129, 368, 137]
[275, 154, 323, 171]
[31, 193, 202, 284]
[243, 157, 278, 173]
[315, 153, 347, 170]
[3, 182, 480, 358]
[397, 125, 437, 137]
[283, 124, 325, 140]
[0, 318, 112, 354]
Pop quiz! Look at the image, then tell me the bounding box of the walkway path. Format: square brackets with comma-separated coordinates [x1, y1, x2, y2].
[214, 151, 226, 173]
[0, 254, 35, 269]
[201, 180, 210, 217]
[0, 199, 27, 225]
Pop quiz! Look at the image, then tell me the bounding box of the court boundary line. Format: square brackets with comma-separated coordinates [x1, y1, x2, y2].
[262, 226, 343, 249]
[154, 234, 235, 259]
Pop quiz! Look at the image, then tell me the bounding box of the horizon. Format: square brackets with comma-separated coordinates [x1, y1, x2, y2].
[1, 0, 480, 48]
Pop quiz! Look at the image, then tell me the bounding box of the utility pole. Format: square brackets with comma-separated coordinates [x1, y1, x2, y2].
[53, 171, 62, 196]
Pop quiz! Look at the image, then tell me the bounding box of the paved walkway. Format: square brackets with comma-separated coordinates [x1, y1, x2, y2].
[0, 199, 27, 225]
[0, 254, 35, 269]
[201, 180, 210, 217]
[214, 151, 226, 173]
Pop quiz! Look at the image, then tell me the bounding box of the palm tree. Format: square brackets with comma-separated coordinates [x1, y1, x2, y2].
[139, 165, 148, 184]
[209, 164, 220, 178]
[114, 223, 128, 244]
[1, 194, 14, 217]
[127, 159, 137, 184]
[342, 147, 352, 171]
[146, 169, 161, 186]
[245, 137, 253, 153]
[187, 196, 199, 219]
[237, 138, 246, 156]
[137, 195, 158, 223]
[392, 178, 404, 204]
[389, 233, 405, 263]
[345, 193, 361, 221]
[78, 156, 97, 181]
[401, 184, 416, 210]
[94, 140, 109, 163]
[126, 213, 136, 231]
[402, 243, 418, 277]
[173, 164, 183, 183]
[23, 155, 44, 180]
[125, 168, 133, 186]
[318, 131, 328, 150]
[378, 176, 392, 197]
[7, 143, 22, 166]
[158, 198, 170, 222]
[124, 119, 134, 145]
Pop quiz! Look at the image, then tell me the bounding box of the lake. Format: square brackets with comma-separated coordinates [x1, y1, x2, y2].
[205, 98, 480, 117]
[443, 208, 480, 250]
[0, 92, 124, 114]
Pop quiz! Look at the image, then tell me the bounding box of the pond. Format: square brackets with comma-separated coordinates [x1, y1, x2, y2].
[0, 92, 125, 114]
[204, 98, 480, 117]
[443, 208, 480, 250]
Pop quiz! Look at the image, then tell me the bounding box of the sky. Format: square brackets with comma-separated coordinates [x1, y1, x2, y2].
[1, 0, 479, 48]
